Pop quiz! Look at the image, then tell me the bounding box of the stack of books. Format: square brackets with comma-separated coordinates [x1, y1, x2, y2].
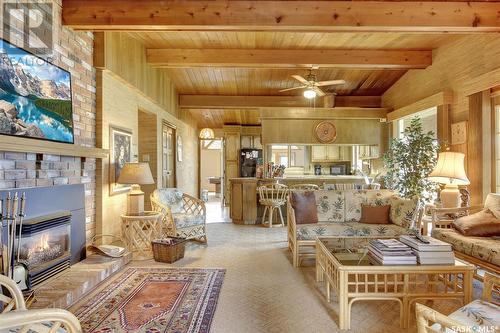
[400, 235, 455, 265]
[368, 239, 417, 265]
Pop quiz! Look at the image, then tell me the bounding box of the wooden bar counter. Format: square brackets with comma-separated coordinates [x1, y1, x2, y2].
[229, 176, 366, 224]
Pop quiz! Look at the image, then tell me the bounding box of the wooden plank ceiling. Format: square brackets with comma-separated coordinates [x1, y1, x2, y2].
[65, 0, 481, 129]
[126, 30, 466, 128]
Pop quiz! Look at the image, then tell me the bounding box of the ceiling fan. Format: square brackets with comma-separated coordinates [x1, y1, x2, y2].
[279, 68, 346, 99]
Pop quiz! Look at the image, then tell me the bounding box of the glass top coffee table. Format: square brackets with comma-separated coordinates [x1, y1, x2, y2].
[315, 236, 474, 330]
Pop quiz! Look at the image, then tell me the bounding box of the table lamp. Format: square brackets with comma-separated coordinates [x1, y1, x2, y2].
[428, 151, 469, 208]
[117, 162, 155, 215]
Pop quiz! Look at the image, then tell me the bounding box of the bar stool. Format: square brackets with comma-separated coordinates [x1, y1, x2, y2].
[258, 183, 288, 228]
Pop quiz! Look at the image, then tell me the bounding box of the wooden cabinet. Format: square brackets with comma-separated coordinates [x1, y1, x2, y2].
[311, 145, 350, 161]
[230, 178, 258, 224]
[311, 146, 328, 161]
[359, 145, 380, 159]
[241, 135, 262, 149]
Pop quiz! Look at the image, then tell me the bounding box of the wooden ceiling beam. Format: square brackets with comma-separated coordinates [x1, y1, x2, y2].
[62, 1, 500, 32]
[179, 95, 382, 109]
[147, 49, 431, 69]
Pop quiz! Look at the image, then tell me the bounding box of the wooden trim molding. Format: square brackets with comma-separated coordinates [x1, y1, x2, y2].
[179, 95, 381, 109]
[0, 136, 108, 158]
[62, 1, 500, 32]
[260, 108, 388, 120]
[147, 49, 431, 69]
[386, 91, 453, 122]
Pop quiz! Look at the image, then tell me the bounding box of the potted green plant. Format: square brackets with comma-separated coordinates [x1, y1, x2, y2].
[383, 117, 440, 203]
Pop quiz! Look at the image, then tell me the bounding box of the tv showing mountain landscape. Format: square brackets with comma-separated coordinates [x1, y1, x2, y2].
[0, 39, 73, 143]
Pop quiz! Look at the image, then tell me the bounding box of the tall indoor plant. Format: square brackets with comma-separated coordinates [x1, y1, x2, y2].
[383, 117, 440, 202]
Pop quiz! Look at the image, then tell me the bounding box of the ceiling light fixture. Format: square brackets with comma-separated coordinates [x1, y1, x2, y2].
[303, 89, 317, 99]
[199, 128, 215, 139]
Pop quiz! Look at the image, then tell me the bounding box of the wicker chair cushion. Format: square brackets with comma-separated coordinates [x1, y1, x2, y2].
[431, 299, 500, 333]
[172, 213, 204, 228]
[296, 222, 408, 240]
[152, 188, 183, 214]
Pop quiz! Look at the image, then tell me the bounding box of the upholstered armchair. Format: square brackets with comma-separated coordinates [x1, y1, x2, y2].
[151, 188, 207, 243]
[416, 272, 499, 332]
[0, 275, 81, 332]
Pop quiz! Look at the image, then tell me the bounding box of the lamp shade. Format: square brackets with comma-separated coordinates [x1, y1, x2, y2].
[117, 162, 154, 185]
[428, 152, 469, 185]
[199, 128, 215, 139]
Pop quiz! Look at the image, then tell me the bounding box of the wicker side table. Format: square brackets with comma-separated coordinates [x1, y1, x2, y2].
[121, 211, 162, 260]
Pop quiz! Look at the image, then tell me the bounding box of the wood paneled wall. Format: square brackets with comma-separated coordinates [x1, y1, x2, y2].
[94, 32, 178, 116]
[95, 32, 199, 239]
[138, 110, 158, 209]
[382, 35, 500, 204]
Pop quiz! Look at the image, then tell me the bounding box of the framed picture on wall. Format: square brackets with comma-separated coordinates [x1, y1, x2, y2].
[177, 135, 183, 162]
[451, 121, 467, 145]
[110, 125, 133, 195]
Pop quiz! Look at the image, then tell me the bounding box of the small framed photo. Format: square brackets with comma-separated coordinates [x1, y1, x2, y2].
[451, 121, 467, 145]
[110, 125, 133, 195]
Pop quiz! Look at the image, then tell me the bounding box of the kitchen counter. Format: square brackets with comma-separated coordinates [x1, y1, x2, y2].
[228, 176, 367, 224]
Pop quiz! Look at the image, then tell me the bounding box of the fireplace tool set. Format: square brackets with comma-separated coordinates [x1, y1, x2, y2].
[0, 192, 28, 290]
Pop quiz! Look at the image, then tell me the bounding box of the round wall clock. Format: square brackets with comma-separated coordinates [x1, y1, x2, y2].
[314, 121, 337, 143]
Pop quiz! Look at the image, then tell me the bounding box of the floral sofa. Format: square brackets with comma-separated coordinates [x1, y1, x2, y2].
[287, 189, 421, 267]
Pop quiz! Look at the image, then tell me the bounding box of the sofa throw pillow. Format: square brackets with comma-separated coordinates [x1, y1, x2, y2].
[389, 196, 418, 229]
[290, 191, 318, 225]
[344, 189, 395, 222]
[484, 193, 500, 219]
[359, 204, 391, 224]
[452, 209, 500, 237]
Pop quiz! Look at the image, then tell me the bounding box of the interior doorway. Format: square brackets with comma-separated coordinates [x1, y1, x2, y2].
[200, 139, 230, 223]
[162, 122, 176, 188]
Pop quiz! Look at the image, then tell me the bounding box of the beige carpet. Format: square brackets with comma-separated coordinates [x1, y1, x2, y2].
[124, 223, 478, 333]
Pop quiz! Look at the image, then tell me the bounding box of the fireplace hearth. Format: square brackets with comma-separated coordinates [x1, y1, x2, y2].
[16, 211, 71, 288]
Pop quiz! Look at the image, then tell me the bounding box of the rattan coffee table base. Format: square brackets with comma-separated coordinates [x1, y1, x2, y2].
[315, 236, 474, 330]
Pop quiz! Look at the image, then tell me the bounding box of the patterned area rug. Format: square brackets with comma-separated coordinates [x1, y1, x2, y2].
[72, 267, 225, 333]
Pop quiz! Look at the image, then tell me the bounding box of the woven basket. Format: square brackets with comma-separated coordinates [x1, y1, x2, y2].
[151, 237, 186, 263]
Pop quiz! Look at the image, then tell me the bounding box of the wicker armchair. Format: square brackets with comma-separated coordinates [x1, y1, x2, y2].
[416, 272, 499, 333]
[0, 275, 81, 332]
[151, 188, 207, 243]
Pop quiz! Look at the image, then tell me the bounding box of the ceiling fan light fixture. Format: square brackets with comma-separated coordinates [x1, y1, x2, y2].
[303, 89, 317, 99]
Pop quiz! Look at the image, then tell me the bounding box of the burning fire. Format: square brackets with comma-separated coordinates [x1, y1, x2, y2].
[28, 234, 50, 257]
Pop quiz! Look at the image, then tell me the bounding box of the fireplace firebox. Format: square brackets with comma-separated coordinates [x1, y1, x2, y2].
[15, 211, 71, 288]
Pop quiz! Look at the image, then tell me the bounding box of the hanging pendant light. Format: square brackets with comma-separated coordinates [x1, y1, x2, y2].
[199, 128, 215, 139]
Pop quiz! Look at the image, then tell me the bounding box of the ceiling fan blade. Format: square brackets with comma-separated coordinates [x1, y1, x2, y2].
[292, 75, 310, 85]
[313, 86, 326, 97]
[315, 80, 346, 87]
[279, 85, 307, 92]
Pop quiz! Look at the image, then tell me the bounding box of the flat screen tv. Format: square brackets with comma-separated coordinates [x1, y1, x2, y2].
[0, 39, 74, 144]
